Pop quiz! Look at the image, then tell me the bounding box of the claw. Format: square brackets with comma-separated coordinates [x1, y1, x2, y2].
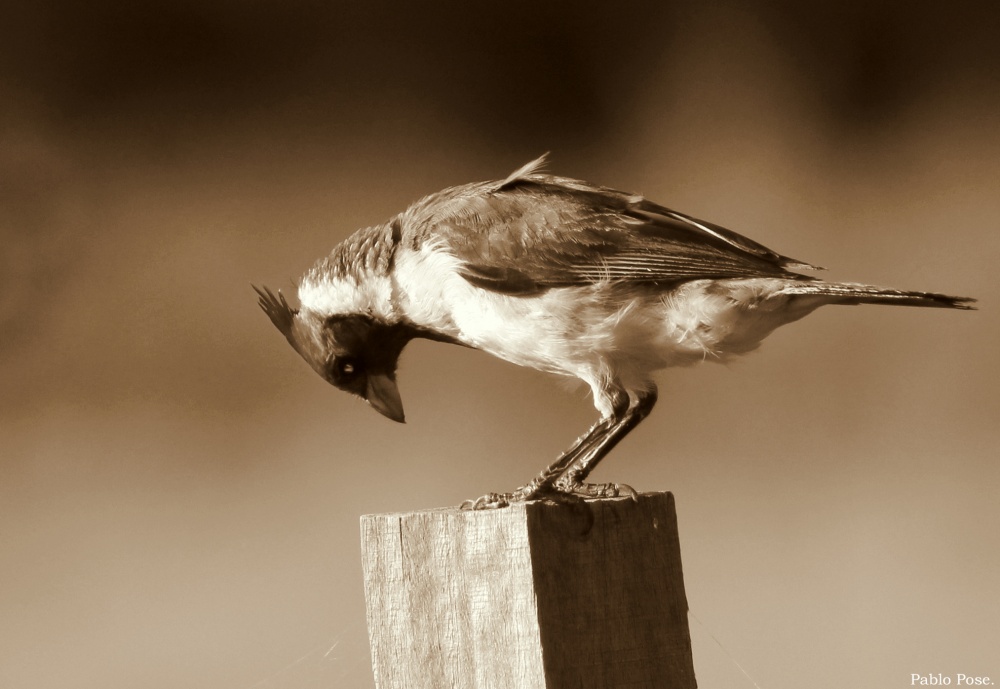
[460, 492, 512, 510]
[461, 479, 638, 510]
[556, 478, 639, 500]
[461, 476, 554, 510]
[617, 483, 640, 502]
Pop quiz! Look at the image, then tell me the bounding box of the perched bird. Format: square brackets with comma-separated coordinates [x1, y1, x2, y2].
[254, 155, 975, 509]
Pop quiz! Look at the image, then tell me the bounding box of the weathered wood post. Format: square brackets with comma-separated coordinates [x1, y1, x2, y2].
[360, 491, 695, 689]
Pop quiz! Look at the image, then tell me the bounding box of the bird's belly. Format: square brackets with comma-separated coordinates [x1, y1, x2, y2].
[444, 285, 612, 376]
[463, 280, 821, 379]
[393, 245, 596, 374]
[395, 246, 815, 376]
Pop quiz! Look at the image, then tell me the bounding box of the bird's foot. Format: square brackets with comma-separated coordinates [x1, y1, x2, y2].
[461, 492, 517, 510]
[553, 476, 639, 501]
[460, 478, 556, 510]
[461, 477, 637, 510]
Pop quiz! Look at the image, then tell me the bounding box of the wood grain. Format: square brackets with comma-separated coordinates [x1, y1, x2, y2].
[361, 492, 695, 689]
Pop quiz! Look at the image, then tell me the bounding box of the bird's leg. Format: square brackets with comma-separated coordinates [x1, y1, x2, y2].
[511, 410, 625, 498]
[460, 414, 619, 510]
[461, 387, 632, 510]
[555, 387, 658, 499]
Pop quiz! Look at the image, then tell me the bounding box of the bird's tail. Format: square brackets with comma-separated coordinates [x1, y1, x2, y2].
[780, 282, 977, 310]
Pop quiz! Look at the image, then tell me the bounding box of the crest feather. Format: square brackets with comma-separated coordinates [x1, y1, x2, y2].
[253, 284, 299, 347]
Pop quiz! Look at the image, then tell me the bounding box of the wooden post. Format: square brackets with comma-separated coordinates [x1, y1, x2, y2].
[360, 492, 696, 689]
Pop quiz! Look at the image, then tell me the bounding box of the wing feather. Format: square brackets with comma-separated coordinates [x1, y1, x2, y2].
[403, 165, 818, 295]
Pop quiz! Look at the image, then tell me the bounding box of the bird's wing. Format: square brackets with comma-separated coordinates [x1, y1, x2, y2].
[404, 166, 819, 295]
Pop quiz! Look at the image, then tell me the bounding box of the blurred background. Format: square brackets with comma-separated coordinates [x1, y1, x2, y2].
[2, 0, 998, 687]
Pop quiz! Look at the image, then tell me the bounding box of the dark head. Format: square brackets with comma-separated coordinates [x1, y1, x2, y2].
[253, 285, 411, 422]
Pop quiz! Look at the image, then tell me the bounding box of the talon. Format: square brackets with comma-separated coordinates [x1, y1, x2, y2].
[555, 478, 639, 500]
[591, 483, 617, 498]
[618, 483, 639, 501]
[460, 492, 512, 510]
[461, 479, 560, 510]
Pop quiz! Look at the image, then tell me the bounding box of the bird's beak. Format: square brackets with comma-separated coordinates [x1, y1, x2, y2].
[365, 372, 406, 423]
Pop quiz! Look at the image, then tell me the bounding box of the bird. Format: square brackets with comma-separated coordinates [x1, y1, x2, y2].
[254, 155, 975, 509]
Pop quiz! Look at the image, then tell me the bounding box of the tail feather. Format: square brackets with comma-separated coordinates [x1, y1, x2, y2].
[781, 282, 977, 310]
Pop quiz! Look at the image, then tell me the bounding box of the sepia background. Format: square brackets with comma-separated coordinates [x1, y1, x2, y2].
[2, 1, 998, 687]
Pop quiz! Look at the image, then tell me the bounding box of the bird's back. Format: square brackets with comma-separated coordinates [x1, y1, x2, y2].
[398, 159, 819, 299]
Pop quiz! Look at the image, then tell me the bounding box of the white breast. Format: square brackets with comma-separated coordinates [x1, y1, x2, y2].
[393, 244, 821, 413]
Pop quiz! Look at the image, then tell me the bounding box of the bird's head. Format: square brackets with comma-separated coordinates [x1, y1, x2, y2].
[253, 285, 409, 423]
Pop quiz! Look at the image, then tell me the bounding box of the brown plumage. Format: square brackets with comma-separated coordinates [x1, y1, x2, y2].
[255, 155, 975, 508]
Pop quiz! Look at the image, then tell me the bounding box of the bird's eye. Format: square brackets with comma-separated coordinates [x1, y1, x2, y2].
[333, 357, 361, 380]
